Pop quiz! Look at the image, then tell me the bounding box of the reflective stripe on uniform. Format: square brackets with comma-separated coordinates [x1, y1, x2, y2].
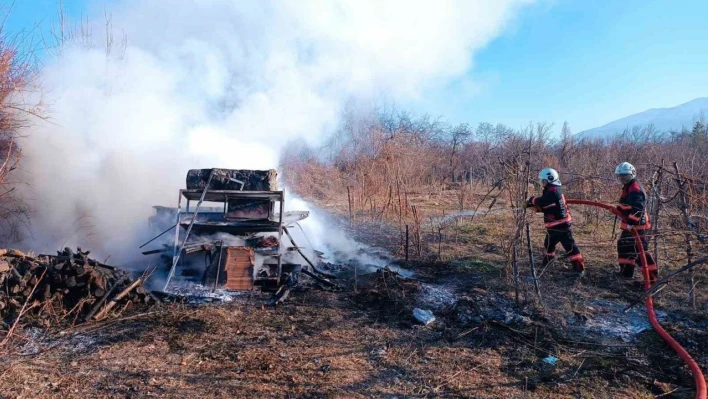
[567, 254, 583, 262]
[620, 222, 651, 230]
[545, 216, 572, 228]
[618, 257, 636, 265]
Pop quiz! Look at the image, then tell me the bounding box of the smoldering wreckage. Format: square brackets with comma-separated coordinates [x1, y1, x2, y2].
[1, 168, 706, 398]
[0, 169, 343, 331]
[144, 168, 342, 302]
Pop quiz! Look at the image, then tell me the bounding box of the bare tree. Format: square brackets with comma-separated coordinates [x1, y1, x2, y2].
[281, 105, 708, 303]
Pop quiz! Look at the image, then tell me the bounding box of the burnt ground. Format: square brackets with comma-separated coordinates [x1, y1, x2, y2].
[1, 196, 707, 398]
[0, 265, 705, 398]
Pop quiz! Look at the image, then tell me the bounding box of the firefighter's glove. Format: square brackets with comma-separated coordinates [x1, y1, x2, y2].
[625, 224, 635, 232]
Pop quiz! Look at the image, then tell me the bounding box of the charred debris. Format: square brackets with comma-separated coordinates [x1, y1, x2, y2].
[0, 247, 154, 330]
[0, 168, 341, 334]
[141, 168, 341, 304]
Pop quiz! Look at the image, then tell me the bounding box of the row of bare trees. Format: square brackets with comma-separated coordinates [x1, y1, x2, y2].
[0, 5, 126, 246]
[283, 106, 708, 213]
[281, 107, 708, 307]
[0, 17, 40, 243]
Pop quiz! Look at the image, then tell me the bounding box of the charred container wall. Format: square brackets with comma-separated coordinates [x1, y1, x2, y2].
[186, 169, 278, 191]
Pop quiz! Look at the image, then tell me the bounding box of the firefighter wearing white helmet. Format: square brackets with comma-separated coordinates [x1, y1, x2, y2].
[615, 162, 636, 185]
[526, 168, 585, 278]
[614, 162, 657, 283]
[539, 167, 561, 186]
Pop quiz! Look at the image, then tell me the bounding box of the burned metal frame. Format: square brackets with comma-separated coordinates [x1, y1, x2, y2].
[164, 170, 215, 291]
[162, 183, 286, 291]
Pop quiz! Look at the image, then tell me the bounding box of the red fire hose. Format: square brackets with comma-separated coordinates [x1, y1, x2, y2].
[566, 199, 707, 399]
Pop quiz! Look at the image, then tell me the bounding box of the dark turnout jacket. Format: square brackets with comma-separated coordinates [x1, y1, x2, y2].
[527, 184, 572, 229]
[617, 179, 651, 230]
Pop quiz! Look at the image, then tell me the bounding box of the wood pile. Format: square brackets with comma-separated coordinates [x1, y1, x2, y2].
[0, 247, 156, 328]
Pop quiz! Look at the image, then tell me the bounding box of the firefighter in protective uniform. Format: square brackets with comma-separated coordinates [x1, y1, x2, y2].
[526, 168, 586, 276]
[614, 162, 658, 283]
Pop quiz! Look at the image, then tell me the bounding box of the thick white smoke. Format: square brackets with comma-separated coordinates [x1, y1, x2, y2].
[17, 0, 532, 263]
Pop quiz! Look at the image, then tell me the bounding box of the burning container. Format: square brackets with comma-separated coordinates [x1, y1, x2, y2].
[143, 168, 310, 294]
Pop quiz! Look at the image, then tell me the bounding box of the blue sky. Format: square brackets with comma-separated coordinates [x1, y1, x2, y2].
[415, 0, 708, 133]
[3, 0, 85, 35]
[3, 0, 708, 135]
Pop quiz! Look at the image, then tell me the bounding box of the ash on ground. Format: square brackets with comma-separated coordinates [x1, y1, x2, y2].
[166, 282, 251, 303]
[454, 288, 533, 326]
[417, 283, 457, 311]
[18, 327, 97, 356]
[566, 299, 667, 343]
[326, 245, 415, 278]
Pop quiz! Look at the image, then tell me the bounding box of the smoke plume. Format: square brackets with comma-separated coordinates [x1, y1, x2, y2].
[17, 0, 532, 263]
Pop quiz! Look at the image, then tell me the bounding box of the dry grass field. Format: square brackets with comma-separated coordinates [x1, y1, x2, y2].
[1, 186, 705, 399]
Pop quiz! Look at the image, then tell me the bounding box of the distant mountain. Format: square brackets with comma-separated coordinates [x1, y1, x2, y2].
[577, 97, 708, 140]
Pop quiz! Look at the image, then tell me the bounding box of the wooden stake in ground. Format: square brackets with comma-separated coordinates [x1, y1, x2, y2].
[354, 262, 358, 293]
[673, 162, 696, 308]
[411, 206, 422, 257]
[405, 224, 409, 262]
[526, 222, 542, 300]
[650, 161, 664, 268]
[512, 243, 520, 304]
[511, 134, 535, 305]
[438, 210, 444, 260]
[347, 186, 354, 227]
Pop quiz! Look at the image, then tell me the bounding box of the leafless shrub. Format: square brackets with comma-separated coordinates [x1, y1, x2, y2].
[281, 107, 708, 303]
[0, 9, 43, 244]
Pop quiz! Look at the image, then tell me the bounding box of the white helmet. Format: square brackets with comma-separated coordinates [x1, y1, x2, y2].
[614, 162, 636, 184]
[614, 162, 636, 177]
[538, 168, 561, 186]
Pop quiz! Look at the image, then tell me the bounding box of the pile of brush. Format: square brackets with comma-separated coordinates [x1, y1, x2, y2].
[0, 247, 156, 328]
[353, 267, 420, 314]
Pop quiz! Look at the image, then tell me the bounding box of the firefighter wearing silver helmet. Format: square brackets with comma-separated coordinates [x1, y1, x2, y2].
[526, 168, 586, 278]
[614, 162, 657, 283]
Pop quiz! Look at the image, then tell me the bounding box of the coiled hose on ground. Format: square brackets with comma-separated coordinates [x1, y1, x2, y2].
[566, 199, 707, 399]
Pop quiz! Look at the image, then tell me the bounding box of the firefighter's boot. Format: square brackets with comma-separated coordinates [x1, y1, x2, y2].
[619, 263, 635, 279]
